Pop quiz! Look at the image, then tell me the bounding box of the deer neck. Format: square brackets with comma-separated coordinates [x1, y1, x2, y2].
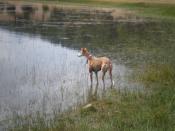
[85, 52, 93, 60]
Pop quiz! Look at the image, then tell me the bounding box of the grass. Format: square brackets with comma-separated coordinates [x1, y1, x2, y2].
[8, 64, 175, 131]
[116, 2, 175, 20]
[137, 64, 175, 86]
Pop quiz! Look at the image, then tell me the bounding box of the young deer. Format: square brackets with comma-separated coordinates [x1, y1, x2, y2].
[78, 48, 114, 87]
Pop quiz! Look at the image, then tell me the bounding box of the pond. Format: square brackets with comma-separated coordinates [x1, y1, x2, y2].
[0, 1, 175, 129]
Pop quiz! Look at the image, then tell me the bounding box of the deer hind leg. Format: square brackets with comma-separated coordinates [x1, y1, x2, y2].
[109, 63, 113, 88]
[102, 64, 108, 87]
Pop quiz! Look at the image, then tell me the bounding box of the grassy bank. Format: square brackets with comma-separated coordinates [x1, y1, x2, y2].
[117, 2, 175, 20]
[10, 64, 175, 131]
[7, 0, 175, 20]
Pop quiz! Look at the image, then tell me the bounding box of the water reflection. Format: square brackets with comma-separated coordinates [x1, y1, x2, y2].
[0, 2, 119, 24]
[0, 28, 129, 123]
[87, 85, 98, 102]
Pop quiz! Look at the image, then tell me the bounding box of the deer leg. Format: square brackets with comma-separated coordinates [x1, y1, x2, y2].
[102, 71, 106, 88]
[109, 64, 113, 88]
[95, 72, 99, 86]
[89, 71, 93, 87]
[102, 65, 107, 87]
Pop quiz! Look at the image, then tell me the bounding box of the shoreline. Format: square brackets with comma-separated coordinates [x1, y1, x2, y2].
[1, 0, 175, 20]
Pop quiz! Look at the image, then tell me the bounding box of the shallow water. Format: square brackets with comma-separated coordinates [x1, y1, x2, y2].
[0, 1, 175, 129]
[0, 2, 132, 124]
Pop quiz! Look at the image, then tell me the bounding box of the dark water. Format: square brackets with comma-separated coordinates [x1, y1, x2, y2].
[0, 1, 175, 129]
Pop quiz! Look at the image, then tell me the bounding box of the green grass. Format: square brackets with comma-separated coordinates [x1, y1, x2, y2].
[137, 64, 175, 86]
[9, 64, 175, 131]
[116, 2, 175, 20]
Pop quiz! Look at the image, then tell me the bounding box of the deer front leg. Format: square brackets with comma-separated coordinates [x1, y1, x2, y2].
[109, 63, 114, 88]
[95, 72, 99, 86]
[90, 72, 93, 87]
[89, 68, 93, 87]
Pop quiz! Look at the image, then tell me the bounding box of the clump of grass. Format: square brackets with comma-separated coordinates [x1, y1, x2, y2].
[137, 64, 175, 86]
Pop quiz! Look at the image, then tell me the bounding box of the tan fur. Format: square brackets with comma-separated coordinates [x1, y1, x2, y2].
[80, 48, 113, 87]
[89, 57, 110, 72]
